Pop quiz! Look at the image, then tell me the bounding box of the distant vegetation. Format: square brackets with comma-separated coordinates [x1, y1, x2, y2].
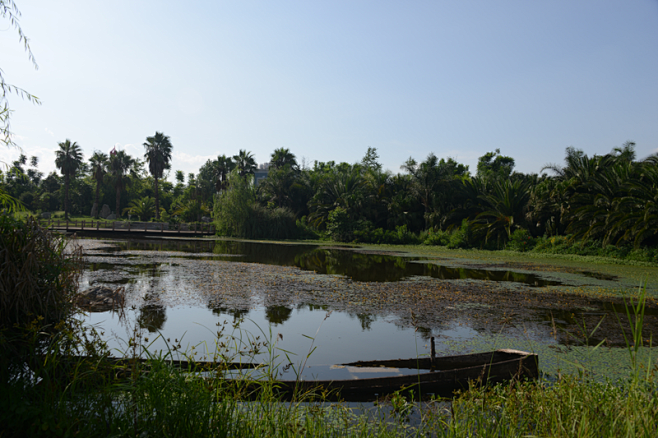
[4, 140, 658, 259]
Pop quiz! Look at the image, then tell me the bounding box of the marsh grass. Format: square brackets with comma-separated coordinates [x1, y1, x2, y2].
[2, 295, 657, 437]
[0, 215, 82, 330]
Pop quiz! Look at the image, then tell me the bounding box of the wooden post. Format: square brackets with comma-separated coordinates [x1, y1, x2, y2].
[145, 222, 147, 232]
[161, 223, 164, 233]
[81, 220, 84, 230]
[112, 221, 115, 231]
[128, 221, 131, 232]
[430, 337, 436, 365]
[96, 220, 99, 230]
[66, 220, 69, 231]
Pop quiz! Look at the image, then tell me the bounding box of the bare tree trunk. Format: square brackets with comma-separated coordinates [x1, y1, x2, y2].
[116, 186, 121, 219]
[154, 176, 160, 220]
[64, 174, 70, 220]
[94, 181, 100, 219]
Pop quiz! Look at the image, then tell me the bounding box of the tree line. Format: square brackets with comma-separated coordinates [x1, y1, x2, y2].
[3, 138, 658, 250]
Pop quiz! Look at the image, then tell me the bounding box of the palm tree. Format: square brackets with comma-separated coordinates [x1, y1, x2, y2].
[402, 154, 469, 229]
[213, 155, 235, 191]
[55, 139, 83, 220]
[89, 151, 108, 218]
[270, 148, 298, 170]
[109, 150, 136, 219]
[233, 149, 256, 178]
[308, 165, 367, 229]
[124, 196, 156, 221]
[473, 178, 531, 246]
[143, 132, 173, 220]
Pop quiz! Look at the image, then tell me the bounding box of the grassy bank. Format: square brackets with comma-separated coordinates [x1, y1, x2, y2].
[2, 324, 656, 437]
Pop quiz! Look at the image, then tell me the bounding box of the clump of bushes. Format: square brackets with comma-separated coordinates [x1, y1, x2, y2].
[0, 214, 82, 330]
[295, 216, 320, 240]
[214, 172, 299, 240]
[530, 235, 658, 263]
[422, 220, 474, 249]
[244, 205, 299, 240]
[422, 228, 451, 246]
[323, 207, 420, 244]
[506, 228, 536, 252]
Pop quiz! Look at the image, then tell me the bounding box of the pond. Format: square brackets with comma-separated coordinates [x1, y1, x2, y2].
[79, 237, 658, 382]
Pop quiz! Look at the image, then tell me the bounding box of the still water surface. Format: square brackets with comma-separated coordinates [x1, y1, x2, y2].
[79, 238, 655, 381]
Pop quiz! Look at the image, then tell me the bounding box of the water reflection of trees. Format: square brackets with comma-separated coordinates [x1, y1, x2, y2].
[265, 306, 293, 325]
[292, 248, 562, 286]
[350, 313, 376, 331]
[138, 304, 167, 332]
[298, 303, 329, 312]
[212, 241, 317, 266]
[211, 306, 250, 323]
[116, 239, 216, 254]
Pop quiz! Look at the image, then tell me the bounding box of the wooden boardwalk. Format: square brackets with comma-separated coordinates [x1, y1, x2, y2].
[42, 219, 215, 237]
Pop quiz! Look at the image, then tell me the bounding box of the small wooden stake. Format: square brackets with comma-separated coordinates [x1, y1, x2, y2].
[430, 337, 436, 364]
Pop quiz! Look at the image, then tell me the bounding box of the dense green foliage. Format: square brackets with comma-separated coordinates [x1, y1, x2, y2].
[213, 171, 298, 240]
[143, 131, 173, 220]
[0, 212, 83, 383]
[0, 214, 81, 330]
[5, 139, 658, 258]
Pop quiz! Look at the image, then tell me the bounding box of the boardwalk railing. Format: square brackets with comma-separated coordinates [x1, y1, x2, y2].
[41, 219, 215, 236]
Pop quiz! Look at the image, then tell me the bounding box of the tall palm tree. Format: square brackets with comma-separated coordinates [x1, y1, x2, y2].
[213, 155, 235, 191]
[270, 148, 298, 170]
[55, 139, 83, 220]
[143, 132, 173, 220]
[109, 150, 136, 219]
[233, 149, 256, 178]
[89, 151, 108, 218]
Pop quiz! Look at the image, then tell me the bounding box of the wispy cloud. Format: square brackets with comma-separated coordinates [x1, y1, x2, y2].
[173, 152, 215, 166]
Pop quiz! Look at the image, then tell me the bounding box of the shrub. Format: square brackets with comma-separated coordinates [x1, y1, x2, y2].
[447, 219, 472, 249]
[423, 228, 451, 246]
[506, 228, 535, 252]
[213, 171, 255, 237]
[295, 216, 320, 240]
[0, 214, 82, 330]
[244, 205, 298, 240]
[326, 207, 353, 242]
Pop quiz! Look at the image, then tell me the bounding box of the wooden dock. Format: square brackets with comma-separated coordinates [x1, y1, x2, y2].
[42, 219, 215, 237]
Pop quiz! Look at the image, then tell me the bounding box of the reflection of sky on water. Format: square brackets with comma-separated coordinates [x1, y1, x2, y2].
[77, 238, 655, 381]
[82, 306, 441, 380]
[80, 304, 563, 380]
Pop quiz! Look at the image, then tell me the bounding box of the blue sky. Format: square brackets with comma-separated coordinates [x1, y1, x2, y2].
[2, 0, 657, 181]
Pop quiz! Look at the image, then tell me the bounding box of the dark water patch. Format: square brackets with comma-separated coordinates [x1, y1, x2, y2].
[93, 238, 218, 254]
[87, 238, 567, 287]
[293, 248, 563, 286]
[578, 271, 618, 281]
